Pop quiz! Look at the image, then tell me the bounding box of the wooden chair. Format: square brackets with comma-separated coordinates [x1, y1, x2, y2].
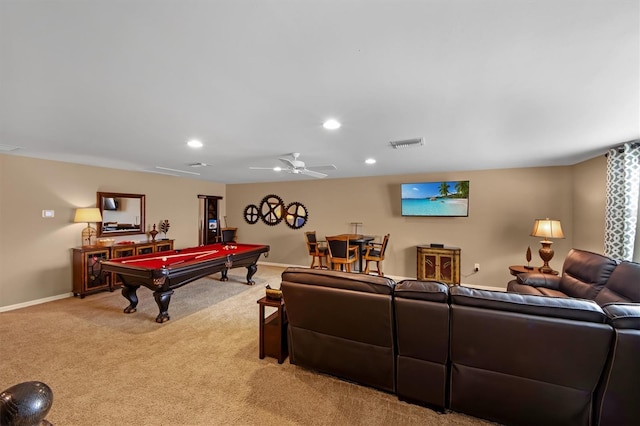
[363, 234, 390, 276]
[305, 231, 328, 269]
[326, 235, 359, 272]
[217, 227, 238, 243]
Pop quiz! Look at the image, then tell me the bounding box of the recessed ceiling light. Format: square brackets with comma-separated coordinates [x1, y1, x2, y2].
[273, 167, 282, 172]
[323, 119, 341, 130]
[365, 158, 376, 165]
[187, 139, 203, 148]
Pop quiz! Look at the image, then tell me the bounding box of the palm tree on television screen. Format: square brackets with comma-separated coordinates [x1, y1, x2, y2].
[439, 182, 450, 198]
[455, 181, 469, 198]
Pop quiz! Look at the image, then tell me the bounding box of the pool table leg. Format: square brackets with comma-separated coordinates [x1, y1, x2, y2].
[154, 290, 174, 323]
[122, 285, 139, 314]
[246, 264, 258, 285]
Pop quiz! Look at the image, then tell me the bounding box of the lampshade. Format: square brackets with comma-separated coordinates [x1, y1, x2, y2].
[74, 208, 102, 223]
[530, 218, 564, 240]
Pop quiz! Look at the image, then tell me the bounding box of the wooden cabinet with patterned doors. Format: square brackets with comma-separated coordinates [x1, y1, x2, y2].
[417, 245, 461, 285]
[72, 247, 111, 298]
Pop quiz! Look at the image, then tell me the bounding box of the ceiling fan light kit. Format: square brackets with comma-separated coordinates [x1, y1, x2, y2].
[389, 137, 424, 149]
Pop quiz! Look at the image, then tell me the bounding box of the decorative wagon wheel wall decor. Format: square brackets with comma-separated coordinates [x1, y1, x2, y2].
[243, 204, 260, 224]
[243, 196, 309, 229]
[259, 194, 285, 226]
[284, 202, 308, 229]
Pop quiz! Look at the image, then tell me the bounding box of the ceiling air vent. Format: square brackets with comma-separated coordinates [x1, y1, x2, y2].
[389, 138, 424, 149]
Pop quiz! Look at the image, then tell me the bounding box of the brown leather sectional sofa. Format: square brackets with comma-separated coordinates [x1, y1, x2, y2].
[280, 259, 640, 426]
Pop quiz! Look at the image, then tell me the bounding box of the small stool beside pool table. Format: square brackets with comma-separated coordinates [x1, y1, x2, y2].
[100, 243, 270, 323]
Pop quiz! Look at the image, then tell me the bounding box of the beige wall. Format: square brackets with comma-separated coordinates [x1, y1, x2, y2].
[1, 153, 607, 309]
[572, 155, 607, 252]
[227, 161, 606, 288]
[0, 154, 224, 308]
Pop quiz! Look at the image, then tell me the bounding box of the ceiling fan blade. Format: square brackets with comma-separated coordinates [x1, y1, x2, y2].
[306, 164, 337, 171]
[279, 157, 296, 168]
[300, 169, 328, 178]
[249, 166, 277, 170]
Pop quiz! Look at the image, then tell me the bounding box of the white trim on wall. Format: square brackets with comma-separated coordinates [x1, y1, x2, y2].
[0, 292, 73, 312]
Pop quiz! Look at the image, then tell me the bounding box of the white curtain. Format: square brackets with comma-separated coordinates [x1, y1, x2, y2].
[604, 142, 640, 261]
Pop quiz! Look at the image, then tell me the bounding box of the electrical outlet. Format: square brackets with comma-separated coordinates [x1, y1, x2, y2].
[474, 263, 480, 272]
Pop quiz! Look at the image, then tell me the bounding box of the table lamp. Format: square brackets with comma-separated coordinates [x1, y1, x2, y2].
[74, 207, 102, 246]
[530, 218, 564, 273]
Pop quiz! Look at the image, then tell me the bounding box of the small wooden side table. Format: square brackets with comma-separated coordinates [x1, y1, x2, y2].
[257, 296, 288, 364]
[509, 265, 559, 276]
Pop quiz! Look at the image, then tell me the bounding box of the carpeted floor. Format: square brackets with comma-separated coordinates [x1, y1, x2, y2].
[0, 265, 496, 425]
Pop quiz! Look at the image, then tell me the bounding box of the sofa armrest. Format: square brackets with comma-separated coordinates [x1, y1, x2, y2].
[602, 303, 640, 329]
[516, 272, 561, 289]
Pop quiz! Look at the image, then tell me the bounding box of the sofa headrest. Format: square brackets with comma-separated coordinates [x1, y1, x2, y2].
[281, 267, 395, 295]
[394, 280, 449, 302]
[559, 249, 618, 299]
[595, 261, 640, 305]
[450, 286, 607, 323]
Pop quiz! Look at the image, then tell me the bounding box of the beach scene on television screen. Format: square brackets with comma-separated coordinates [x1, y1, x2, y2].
[402, 181, 469, 216]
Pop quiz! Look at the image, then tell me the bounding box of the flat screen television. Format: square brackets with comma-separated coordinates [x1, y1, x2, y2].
[103, 197, 119, 211]
[401, 180, 469, 217]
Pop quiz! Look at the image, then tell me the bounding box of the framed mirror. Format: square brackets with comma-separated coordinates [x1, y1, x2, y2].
[96, 192, 146, 237]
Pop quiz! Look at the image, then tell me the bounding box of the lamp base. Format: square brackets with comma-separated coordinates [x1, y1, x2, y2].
[538, 240, 555, 274]
[81, 225, 97, 246]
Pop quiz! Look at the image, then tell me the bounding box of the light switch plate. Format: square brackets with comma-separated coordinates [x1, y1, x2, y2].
[42, 210, 55, 218]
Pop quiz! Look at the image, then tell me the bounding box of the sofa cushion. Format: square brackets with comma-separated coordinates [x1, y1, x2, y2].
[595, 261, 640, 305]
[536, 287, 569, 298]
[516, 272, 561, 289]
[450, 286, 607, 323]
[506, 281, 546, 296]
[559, 249, 618, 300]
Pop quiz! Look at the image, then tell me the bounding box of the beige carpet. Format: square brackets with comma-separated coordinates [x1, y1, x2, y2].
[0, 265, 495, 425]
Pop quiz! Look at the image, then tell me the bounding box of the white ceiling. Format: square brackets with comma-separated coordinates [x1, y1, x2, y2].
[1, 0, 638, 184]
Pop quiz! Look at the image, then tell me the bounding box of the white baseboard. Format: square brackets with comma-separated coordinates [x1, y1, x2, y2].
[0, 292, 73, 313]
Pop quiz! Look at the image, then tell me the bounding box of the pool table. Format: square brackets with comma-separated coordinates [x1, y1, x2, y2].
[100, 243, 270, 323]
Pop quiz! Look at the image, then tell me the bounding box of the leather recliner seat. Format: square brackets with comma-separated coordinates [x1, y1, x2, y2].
[448, 286, 613, 426]
[394, 280, 450, 410]
[281, 267, 396, 393]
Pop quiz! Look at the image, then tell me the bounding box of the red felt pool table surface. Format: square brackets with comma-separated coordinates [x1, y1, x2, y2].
[113, 243, 264, 270]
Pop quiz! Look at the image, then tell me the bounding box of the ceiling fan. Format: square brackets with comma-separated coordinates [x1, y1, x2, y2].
[250, 153, 337, 179]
